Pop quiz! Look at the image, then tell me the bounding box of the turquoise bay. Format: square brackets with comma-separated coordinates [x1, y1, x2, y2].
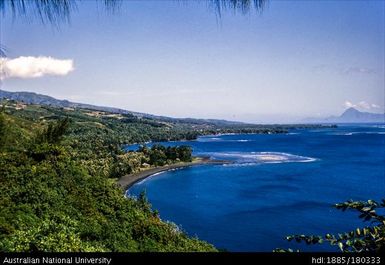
[127, 124, 385, 251]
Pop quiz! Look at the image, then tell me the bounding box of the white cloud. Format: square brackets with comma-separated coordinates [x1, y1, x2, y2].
[342, 67, 376, 75]
[344, 101, 356, 108]
[371, 103, 380, 109]
[344, 100, 382, 111]
[0, 56, 74, 80]
[312, 64, 377, 75]
[357, 101, 371, 109]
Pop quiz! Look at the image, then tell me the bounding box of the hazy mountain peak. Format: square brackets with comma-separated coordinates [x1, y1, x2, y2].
[342, 107, 360, 115]
[304, 107, 384, 123]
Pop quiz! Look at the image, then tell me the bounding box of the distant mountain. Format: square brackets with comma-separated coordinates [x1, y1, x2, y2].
[337, 107, 385, 123]
[304, 107, 385, 123]
[0, 89, 244, 126]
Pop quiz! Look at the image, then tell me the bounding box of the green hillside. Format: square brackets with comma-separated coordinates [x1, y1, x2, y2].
[0, 102, 216, 252]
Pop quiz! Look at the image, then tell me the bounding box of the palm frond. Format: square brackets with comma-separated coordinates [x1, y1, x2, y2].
[211, 0, 266, 16]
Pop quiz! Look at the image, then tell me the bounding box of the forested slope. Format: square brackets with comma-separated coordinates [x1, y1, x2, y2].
[0, 104, 215, 251]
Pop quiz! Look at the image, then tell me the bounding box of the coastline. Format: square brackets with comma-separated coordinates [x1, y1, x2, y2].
[117, 157, 230, 190]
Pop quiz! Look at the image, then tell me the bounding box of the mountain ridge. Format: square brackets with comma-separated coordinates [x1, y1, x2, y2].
[0, 89, 244, 126]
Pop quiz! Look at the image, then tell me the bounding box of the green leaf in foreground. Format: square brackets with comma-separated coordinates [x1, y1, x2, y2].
[275, 199, 385, 253]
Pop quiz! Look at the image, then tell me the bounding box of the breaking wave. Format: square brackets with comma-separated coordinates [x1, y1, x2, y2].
[203, 151, 318, 164]
[198, 137, 253, 143]
[369, 125, 385, 129]
[332, 131, 385, 136]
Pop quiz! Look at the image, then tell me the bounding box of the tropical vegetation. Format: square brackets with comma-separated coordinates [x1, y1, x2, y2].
[0, 103, 216, 251]
[275, 199, 385, 253]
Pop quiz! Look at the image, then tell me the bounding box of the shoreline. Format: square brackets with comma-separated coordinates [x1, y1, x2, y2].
[117, 157, 231, 190]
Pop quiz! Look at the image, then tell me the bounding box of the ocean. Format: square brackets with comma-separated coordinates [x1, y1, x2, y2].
[126, 124, 385, 251]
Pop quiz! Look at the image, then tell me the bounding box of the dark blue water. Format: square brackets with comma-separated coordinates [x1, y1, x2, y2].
[127, 124, 385, 251]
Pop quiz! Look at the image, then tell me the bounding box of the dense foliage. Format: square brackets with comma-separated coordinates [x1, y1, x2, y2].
[0, 108, 215, 252]
[275, 199, 385, 253]
[138, 145, 192, 166]
[109, 145, 192, 178]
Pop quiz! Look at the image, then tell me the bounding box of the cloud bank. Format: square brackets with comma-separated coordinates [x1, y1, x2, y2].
[342, 67, 376, 75]
[0, 56, 74, 80]
[344, 100, 381, 110]
[312, 64, 377, 75]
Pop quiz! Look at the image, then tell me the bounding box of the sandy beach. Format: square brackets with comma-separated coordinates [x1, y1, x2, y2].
[117, 157, 230, 190]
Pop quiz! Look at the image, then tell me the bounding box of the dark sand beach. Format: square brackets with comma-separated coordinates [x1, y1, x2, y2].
[118, 157, 230, 190]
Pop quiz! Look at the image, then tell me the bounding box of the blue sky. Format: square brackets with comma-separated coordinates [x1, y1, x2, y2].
[1, 0, 384, 123]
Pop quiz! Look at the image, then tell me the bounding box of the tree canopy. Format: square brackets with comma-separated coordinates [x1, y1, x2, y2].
[0, 106, 216, 251]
